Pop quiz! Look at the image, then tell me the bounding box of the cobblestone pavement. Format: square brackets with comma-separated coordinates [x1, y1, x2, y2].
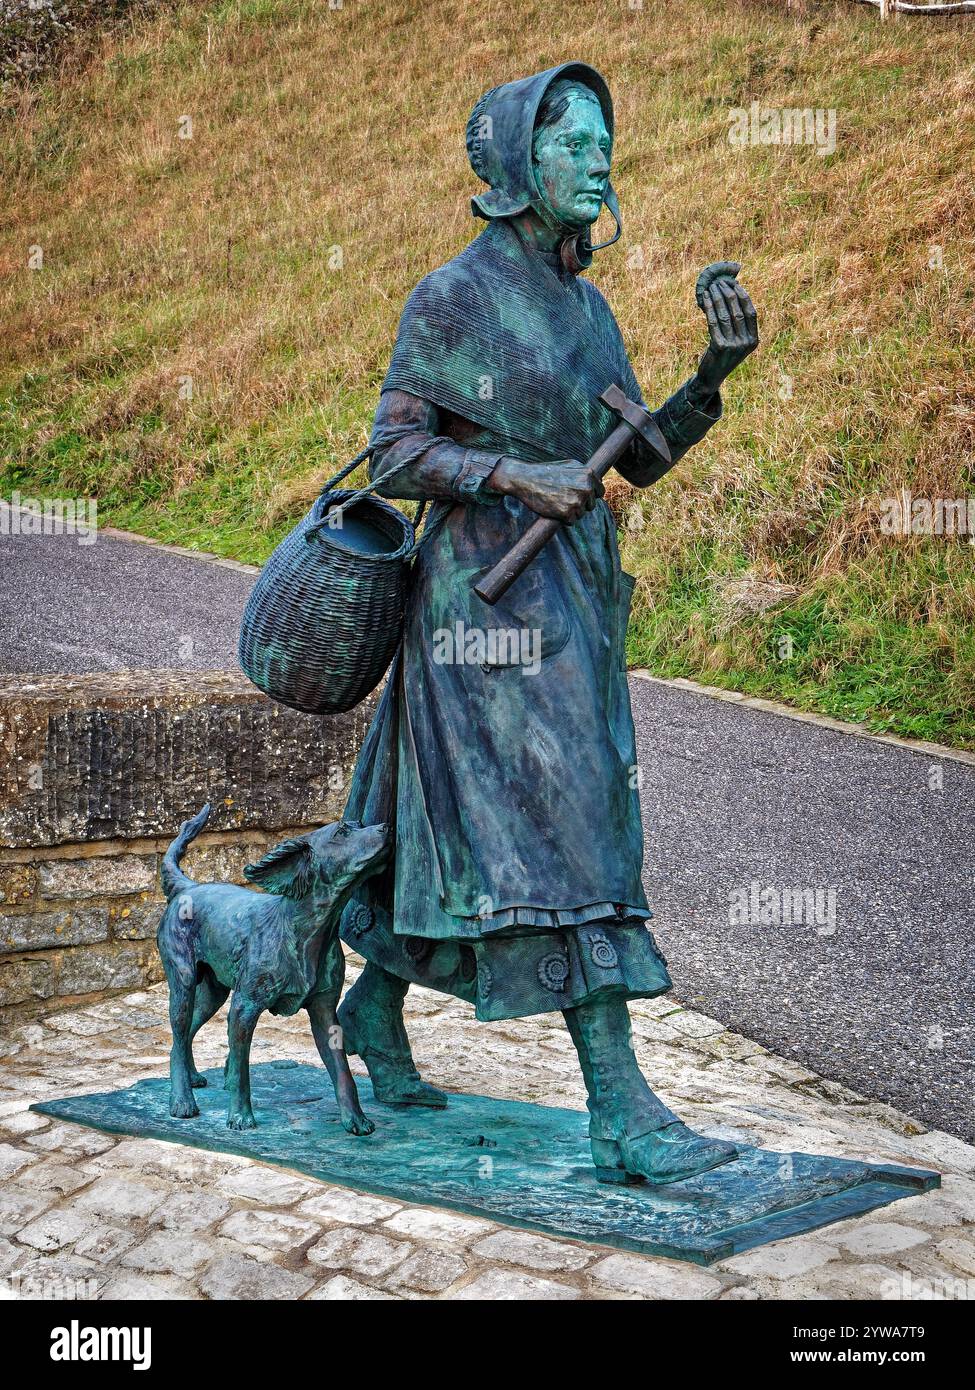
[1, 960, 974, 1301]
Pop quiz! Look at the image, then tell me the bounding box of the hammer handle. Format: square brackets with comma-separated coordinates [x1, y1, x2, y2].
[473, 419, 636, 605]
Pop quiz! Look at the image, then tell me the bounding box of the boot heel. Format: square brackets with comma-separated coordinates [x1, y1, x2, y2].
[595, 1166, 645, 1185]
[590, 1137, 644, 1185]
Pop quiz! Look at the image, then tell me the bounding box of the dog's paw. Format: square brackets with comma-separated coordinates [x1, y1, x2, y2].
[227, 1110, 257, 1130]
[170, 1096, 199, 1119]
[342, 1110, 376, 1137]
[190, 1072, 208, 1089]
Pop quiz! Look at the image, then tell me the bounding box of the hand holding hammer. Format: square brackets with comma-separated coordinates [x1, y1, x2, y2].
[473, 385, 670, 605]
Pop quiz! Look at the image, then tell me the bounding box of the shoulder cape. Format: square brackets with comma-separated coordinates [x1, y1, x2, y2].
[381, 220, 643, 464]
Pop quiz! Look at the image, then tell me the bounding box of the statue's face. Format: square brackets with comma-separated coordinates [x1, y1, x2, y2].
[532, 92, 611, 231]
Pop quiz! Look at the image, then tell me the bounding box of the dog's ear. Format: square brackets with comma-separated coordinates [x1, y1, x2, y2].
[244, 836, 314, 900]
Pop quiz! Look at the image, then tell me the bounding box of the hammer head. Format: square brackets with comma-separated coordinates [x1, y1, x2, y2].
[600, 384, 671, 466]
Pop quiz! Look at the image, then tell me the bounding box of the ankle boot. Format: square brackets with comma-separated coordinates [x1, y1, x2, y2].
[338, 963, 447, 1108]
[564, 996, 738, 1185]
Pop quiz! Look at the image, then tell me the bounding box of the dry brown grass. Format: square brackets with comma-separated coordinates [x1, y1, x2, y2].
[2, 0, 974, 739]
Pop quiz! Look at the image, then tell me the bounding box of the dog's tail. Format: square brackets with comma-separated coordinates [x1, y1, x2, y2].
[161, 804, 211, 900]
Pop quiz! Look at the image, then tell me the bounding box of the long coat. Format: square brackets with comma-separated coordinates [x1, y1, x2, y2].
[337, 67, 721, 1020]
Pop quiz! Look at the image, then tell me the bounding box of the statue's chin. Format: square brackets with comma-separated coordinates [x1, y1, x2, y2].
[555, 211, 596, 235]
[573, 200, 603, 226]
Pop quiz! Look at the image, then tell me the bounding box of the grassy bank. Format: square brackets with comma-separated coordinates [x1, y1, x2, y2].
[2, 0, 973, 744]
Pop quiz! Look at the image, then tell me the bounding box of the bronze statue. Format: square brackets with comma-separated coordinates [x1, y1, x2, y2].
[336, 62, 759, 1185]
[157, 804, 387, 1135]
[33, 62, 940, 1261]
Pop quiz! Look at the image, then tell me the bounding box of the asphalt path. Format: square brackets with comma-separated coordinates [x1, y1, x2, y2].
[631, 677, 974, 1144]
[2, 518, 972, 1140]
[0, 512, 251, 671]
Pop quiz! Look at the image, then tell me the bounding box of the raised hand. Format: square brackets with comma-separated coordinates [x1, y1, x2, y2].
[692, 261, 759, 401]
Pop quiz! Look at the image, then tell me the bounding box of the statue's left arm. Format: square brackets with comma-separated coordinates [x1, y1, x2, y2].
[616, 262, 758, 489]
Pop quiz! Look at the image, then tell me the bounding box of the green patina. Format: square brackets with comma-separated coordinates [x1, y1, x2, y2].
[334, 64, 760, 1188]
[33, 1062, 940, 1266]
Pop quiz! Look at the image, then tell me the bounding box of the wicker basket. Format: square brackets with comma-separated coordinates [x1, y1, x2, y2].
[238, 451, 428, 715]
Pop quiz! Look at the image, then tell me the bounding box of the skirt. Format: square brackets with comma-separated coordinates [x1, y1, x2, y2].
[342, 901, 672, 1022]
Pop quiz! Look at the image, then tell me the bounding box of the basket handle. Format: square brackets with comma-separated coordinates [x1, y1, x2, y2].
[304, 444, 436, 555]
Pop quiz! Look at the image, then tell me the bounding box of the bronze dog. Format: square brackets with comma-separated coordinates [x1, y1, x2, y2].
[157, 804, 389, 1132]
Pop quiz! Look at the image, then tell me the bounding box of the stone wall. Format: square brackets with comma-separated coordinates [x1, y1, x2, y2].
[0, 671, 376, 1022]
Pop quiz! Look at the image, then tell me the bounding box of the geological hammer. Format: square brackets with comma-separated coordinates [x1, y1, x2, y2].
[473, 384, 670, 605]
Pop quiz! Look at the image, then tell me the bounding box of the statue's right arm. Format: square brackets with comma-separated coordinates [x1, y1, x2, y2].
[369, 389, 603, 522]
[367, 389, 505, 505]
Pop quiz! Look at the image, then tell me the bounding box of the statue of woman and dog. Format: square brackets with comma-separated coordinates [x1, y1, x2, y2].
[160, 62, 759, 1187]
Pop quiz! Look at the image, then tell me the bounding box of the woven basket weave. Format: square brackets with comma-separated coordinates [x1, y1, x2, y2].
[239, 451, 426, 715]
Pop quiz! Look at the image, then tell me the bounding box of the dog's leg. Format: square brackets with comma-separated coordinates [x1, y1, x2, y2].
[307, 993, 375, 1137]
[158, 909, 199, 1118]
[224, 995, 262, 1129]
[188, 973, 230, 1087]
[166, 972, 199, 1119]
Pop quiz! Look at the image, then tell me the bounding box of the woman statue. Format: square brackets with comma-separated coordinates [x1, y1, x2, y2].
[336, 62, 759, 1185]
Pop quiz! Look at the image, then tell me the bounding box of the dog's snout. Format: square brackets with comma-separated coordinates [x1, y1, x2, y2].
[362, 822, 391, 858]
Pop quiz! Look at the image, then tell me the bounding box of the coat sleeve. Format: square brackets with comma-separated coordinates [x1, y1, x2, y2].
[367, 389, 504, 505]
[615, 380, 723, 487]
